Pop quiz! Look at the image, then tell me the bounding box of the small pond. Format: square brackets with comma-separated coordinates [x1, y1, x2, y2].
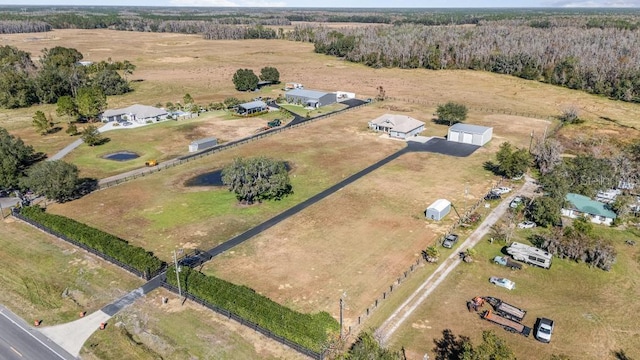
[185, 162, 292, 187]
[103, 151, 140, 161]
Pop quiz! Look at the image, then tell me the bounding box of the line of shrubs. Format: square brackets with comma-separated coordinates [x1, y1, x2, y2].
[20, 206, 165, 276]
[166, 266, 339, 353]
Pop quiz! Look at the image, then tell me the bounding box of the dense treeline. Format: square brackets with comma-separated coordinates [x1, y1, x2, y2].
[304, 23, 640, 102]
[166, 266, 338, 353]
[0, 20, 51, 34]
[203, 24, 277, 40]
[0, 45, 132, 109]
[20, 206, 165, 276]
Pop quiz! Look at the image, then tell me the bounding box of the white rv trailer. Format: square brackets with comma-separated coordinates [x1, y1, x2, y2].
[506, 242, 552, 269]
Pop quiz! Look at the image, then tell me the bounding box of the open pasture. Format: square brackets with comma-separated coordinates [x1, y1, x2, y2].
[200, 112, 550, 327]
[389, 227, 640, 360]
[48, 104, 407, 261]
[3, 29, 640, 159]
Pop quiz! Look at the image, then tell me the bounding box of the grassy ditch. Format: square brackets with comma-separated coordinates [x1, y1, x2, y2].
[0, 218, 142, 324]
[19, 206, 165, 277]
[166, 266, 339, 353]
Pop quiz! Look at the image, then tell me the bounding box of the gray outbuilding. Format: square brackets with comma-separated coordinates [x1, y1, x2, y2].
[425, 199, 451, 221]
[189, 137, 218, 153]
[285, 89, 337, 108]
[447, 123, 493, 146]
[237, 100, 267, 115]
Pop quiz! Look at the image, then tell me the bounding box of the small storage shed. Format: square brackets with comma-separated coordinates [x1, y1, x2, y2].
[425, 199, 451, 221]
[447, 123, 493, 146]
[189, 137, 218, 153]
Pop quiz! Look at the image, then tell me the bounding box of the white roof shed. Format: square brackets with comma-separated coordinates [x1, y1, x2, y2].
[425, 199, 451, 221]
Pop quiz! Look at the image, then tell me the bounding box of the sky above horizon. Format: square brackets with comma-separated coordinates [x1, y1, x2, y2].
[2, 0, 640, 8]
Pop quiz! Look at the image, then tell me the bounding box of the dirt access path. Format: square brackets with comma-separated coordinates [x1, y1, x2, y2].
[376, 175, 539, 345]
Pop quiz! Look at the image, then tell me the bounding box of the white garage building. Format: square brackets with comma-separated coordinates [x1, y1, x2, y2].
[447, 123, 493, 146]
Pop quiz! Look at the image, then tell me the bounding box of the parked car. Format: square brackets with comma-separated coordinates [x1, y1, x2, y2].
[512, 174, 524, 180]
[492, 187, 512, 195]
[489, 276, 516, 290]
[510, 196, 523, 208]
[0, 189, 9, 197]
[485, 193, 501, 201]
[535, 318, 554, 343]
[442, 234, 459, 249]
[517, 221, 537, 229]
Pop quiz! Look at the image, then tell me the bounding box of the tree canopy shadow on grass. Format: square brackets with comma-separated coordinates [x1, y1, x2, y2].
[613, 349, 634, 360]
[432, 117, 452, 126]
[432, 329, 472, 360]
[28, 152, 48, 165]
[67, 177, 99, 202]
[483, 160, 501, 175]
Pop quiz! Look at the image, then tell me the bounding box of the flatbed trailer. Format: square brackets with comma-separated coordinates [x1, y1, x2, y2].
[484, 297, 527, 322]
[482, 309, 531, 337]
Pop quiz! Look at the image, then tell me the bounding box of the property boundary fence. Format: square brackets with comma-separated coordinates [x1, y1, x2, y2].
[97, 101, 372, 191]
[161, 282, 326, 360]
[348, 178, 505, 336]
[385, 96, 556, 121]
[11, 208, 167, 280]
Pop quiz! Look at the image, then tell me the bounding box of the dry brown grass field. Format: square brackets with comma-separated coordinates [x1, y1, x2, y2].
[2, 29, 640, 359]
[200, 110, 548, 328]
[2, 29, 640, 159]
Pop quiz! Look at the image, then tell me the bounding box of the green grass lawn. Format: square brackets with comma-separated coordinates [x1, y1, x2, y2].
[388, 225, 640, 360]
[81, 288, 305, 360]
[0, 218, 143, 325]
[65, 112, 226, 178]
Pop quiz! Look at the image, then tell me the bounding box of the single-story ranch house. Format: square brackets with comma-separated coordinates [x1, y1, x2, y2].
[101, 104, 168, 124]
[285, 89, 337, 108]
[237, 100, 268, 115]
[447, 123, 493, 146]
[368, 114, 425, 139]
[561, 193, 617, 226]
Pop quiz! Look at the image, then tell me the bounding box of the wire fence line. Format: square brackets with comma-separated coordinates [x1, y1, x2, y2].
[97, 101, 373, 191]
[385, 96, 556, 121]
[347, 178, 506, 337]
[161, 282, 326, 360]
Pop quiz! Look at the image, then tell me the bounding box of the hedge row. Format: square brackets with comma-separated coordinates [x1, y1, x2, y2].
[20, 206, 165, 275]
[167, 267, 338, 352]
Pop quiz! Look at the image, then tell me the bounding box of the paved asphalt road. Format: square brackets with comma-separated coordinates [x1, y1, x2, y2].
[0, 305, 76, 360]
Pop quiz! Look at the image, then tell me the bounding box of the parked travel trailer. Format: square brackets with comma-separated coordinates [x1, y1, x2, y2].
[506, 242, 552, 269]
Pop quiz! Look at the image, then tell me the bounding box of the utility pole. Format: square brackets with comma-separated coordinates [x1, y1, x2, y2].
[528, 130, 534, 154]
[339, 297, 344, 340]
[173, 249, 182, 297]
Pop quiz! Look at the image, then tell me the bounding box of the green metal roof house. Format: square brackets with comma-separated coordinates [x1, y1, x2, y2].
[561, 193, 617, 226]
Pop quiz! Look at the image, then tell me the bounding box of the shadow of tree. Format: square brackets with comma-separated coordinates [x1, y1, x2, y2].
[432, 329, 471, 360]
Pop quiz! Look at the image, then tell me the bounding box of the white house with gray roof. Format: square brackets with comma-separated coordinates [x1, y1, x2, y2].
[368, 114, 425, 139]
[447, 123, 493, 146]
[285, 89, 337, 108]
[101, 104, 168, 124]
